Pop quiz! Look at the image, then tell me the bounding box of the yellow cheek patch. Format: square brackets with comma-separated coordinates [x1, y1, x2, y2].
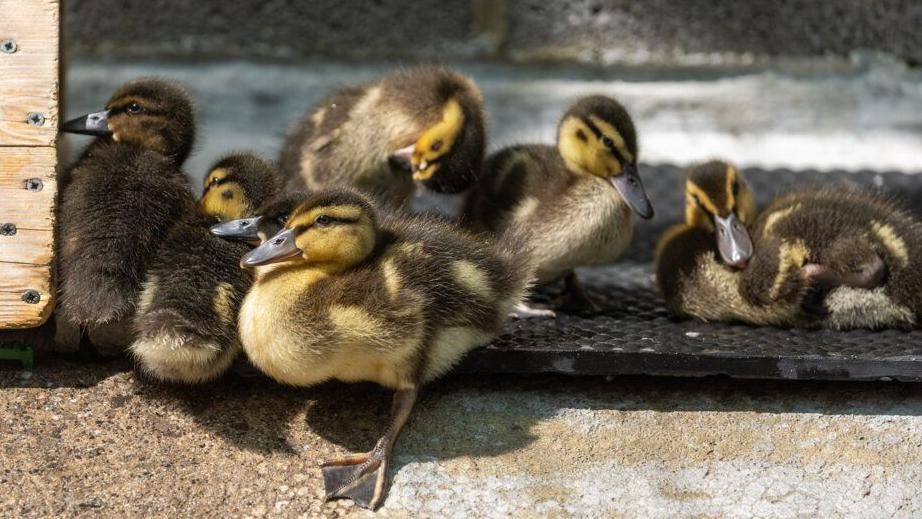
[412, 98, 465, 180]
[198, 183, 249, 221]
[684, 181, 722, 230]
[559, 116, 622, 178]
[452, 260, 494, 300]
[588, 115, 634, 163]
[872, 221, 908, 267]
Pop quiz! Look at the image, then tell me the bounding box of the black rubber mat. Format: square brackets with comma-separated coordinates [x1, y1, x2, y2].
[457, 166, 922, 382]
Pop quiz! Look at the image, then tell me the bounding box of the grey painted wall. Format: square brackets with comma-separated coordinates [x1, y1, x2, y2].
[64, 0, 922, 66]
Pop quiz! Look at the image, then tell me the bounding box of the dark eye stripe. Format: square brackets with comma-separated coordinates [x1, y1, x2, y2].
[583, 118, 627, 164]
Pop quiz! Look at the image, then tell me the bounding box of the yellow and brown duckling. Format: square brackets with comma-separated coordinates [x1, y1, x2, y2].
[130, 154, 280, 384]
[218, 189, 530, 509]
[748, 182, 922, 329]
[654, 161, 780, 324]
[278, 66, 486, 208]
[462, 95, 654, 315]
[656, 160, 921, 329]
[57, 78, 197, 329]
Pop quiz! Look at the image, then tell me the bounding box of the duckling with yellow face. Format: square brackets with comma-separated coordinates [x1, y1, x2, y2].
[222, 189, 530, 509]
[463, 95, 654, 315]
[57, 79, 197, 329]
[278, 66, 486, 208]
[130, 154, 279, 383]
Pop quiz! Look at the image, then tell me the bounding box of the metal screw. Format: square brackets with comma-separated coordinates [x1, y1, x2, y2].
[0, 223, 16, 236]
[0, 39, 16, 54]
[24, 178, 43, 192]
[21, 290, 41, 304]
[27, 112, 46, 126]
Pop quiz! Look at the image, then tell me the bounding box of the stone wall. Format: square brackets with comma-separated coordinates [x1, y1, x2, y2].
[64, 0, 922, 66]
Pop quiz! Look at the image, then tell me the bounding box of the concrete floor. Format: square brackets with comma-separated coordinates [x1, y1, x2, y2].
[2, 360, 921, 517]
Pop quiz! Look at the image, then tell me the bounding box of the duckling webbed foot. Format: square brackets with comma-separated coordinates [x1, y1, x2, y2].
[321, 387, 417, 510]
[558, 272, 603, 314]
[510, 302, 556, 319]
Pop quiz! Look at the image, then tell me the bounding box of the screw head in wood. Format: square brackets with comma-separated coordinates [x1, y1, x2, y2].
[24, 178, 43, 192]
[0, 39, 16, 54]
[27, 112, 46, 126]
[22, 290, 41, 304]
[0, 223, 16, 236]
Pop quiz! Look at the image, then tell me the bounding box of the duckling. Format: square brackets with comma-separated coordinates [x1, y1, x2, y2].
[654, 161, 785, 324]
[278, 66, 486, 208]
[57, 78, 197, 331]
[130, 154, 280, 383]
[746, 184, 922, 329]
[234, 189, 530, 510]
[655, 160, 918, 329]
[462, 95, 654, 314]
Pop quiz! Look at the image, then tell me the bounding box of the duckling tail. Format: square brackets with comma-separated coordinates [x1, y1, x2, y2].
[131, 309, 240, 384]
[491, 225, 539, 315]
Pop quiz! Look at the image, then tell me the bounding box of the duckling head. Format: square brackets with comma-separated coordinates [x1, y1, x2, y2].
[210, 190, 305, 246]
[61, 78, 195, 164]
[685, 160, 757, 268]
[198, 153, 279, 222]
[387, 71, 485, 193]
[240, 190, 378, 273]
[556, 95, 654, 219]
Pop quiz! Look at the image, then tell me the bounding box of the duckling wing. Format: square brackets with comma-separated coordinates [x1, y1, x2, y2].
[56, 146, 195, 326]
[131, 218, 251, 383]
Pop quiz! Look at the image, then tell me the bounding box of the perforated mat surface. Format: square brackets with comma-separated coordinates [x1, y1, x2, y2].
[457, 166, 922, 381]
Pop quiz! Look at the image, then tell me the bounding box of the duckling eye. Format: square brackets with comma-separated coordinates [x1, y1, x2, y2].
[601, 136, 614, 149]
[209, 176, 220, 185]
[732, 180, 740, 197]
[430, 139, 443, 152]
[277, 214, 289, 226]
[315, 215, 332, 226]
[127, 102, 143, 114]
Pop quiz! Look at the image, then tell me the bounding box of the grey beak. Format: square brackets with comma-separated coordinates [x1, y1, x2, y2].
[387, 144, 415, 172]
[210, 216, 262, 243]
[610, 163, 654, 219]
[714, 213, 753, 268]
[240, 228, 301, 268]
[61, 110, 111, 136]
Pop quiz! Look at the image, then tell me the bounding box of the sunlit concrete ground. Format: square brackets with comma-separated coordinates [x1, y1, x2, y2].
[3, 360, 922, 517]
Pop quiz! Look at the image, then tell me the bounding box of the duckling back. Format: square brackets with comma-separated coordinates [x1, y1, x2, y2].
[131, 213, 251, 382]
[57, 143, 195, 326]
[752, 187, 922, 328]
[278, 67, 485, 208]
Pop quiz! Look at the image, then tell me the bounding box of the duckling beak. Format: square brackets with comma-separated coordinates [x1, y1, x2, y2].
[61, 110, 111, 136]
[210, 217, 262, 244]
[714, 213, 753, 268]
[387, 144, 415, 172]
[611, 164, 654, 219]
[240, 228, 301, 268]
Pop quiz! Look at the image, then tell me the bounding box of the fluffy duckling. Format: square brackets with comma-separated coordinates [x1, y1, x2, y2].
[748, 184, 922, 329]
[278, 66, 486, 208]
[57, 78, 197, 329]
[231, 189, 530, 510]
[130, 154, 280, 383]
[462, 95, 654, 314]
[654, 161, 781, 324]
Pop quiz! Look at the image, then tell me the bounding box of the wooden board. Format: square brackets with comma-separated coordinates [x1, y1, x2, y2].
[0, 0, 60, 147]
[0, 0, 59, 329]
